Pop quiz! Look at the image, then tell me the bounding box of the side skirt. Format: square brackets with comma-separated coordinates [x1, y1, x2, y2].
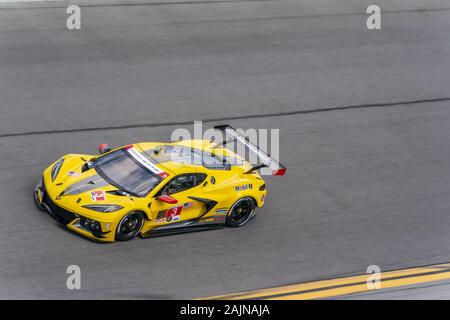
[141, 220, 224, 238]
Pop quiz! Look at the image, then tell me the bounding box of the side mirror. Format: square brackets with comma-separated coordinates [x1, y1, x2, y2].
[157, 194, 178, 204]
[98, 144, 111, 154]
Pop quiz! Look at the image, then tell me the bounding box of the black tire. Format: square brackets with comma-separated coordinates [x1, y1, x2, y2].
[226, 197, 256, 227]
[115, 211, 145, 241]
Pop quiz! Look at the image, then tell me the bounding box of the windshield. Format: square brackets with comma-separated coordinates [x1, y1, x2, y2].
[93, 149, 163, 197]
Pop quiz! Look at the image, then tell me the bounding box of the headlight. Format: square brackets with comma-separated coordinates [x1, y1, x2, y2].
[82, 204, 123, 213]
[51, 158, 65, 181]
[80, 217, 101, 232]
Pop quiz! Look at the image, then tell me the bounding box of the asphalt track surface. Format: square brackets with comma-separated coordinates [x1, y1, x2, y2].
[1, 0, 450, 299]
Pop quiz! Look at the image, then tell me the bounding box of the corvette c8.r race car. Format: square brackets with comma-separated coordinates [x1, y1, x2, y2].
[34, 125, 286, 242]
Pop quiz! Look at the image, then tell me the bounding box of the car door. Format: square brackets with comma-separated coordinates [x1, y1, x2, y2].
[149, 173, 207, 226]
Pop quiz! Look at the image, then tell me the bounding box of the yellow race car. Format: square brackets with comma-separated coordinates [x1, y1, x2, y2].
[34, 125, 286, 242]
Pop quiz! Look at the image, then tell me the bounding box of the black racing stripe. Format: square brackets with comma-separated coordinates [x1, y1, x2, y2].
[245, 268, 450, 300]
[0, 97, 449, 139]
[63, 174, 106, 195]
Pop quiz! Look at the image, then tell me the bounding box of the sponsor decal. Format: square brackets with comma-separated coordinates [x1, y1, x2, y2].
[126, 147, 169, 178]
[166, 206, 182, 222]
[260, 194, 265, 202]
[213, 216, 226, 223]
[68, 171, 80, 177]
[200, 216, 226, 224]
[159, 172, 169, 179]
[155, 206, 183, 223]
[214, 208, 228, 215]
[90, 190, 106, 201]
[183, 202, 194, 208]
[235, 184, 253, 192]
[156, 210, 167, 224]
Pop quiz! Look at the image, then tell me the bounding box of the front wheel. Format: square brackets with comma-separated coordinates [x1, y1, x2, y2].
[115, 211, 145, 241]
[226, 197, 256, 227]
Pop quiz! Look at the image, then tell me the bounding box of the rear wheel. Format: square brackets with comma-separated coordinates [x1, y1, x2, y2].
[226, 197, 256, 227]
[115, 211, 145, 241]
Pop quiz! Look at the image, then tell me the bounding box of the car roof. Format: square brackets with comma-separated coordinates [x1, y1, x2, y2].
[134, 140, 253, 177]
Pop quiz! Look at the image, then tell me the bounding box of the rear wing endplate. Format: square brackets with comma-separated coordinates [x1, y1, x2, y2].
[214, 125, 286, 176]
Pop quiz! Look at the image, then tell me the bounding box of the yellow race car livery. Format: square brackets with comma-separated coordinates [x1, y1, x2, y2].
[34, 125, 286, 242]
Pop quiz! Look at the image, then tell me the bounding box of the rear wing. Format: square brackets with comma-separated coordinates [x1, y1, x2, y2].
[214, 125, 286, 176]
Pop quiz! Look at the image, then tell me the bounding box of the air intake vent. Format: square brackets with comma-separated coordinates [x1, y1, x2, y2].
[202, 163, 231, 171]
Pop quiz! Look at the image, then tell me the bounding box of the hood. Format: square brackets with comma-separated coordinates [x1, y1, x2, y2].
[49, 155, 123, 203]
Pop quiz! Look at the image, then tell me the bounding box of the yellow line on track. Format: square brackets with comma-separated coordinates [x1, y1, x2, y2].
[199, 263, 450, 300]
